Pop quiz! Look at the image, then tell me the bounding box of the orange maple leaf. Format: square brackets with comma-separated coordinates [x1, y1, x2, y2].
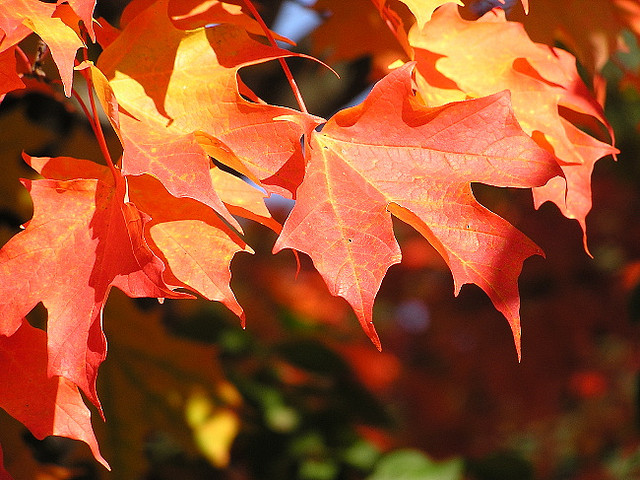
[63, 0, 97, 41]
[274, 63, 560, 358]
[503, 0, 640, 74]
[0, 48, 25, 100]
[27, 152, 254, 326]
[0, 320, 109, 471]
[0, 0, 84, 96]
[0, 155, 186, 411]
[311, 0, 409, 80]
[167, 0, 293, 44]
[96, 0, 320, 198]
[393, 0, 464, 29]
[408, 4, 617, 249]
[127, 174, 253, 321]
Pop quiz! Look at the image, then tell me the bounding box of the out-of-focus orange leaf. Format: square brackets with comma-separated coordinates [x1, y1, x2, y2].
[621, 260, 640, 291]
[338, 344, 401, 391]
[569, 370, 608, 399]
[262, 269, 350, 327]
[311, 0, 409, 79]
[505, 0, 640, 74]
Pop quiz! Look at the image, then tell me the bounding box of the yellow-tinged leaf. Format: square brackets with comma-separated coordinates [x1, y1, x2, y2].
[97, 0, 320, 198]
[0, 0, 84, 96]
[185, 387, 240, 468]
[408, 4, 617, 247]
[98, 290, 241, 478]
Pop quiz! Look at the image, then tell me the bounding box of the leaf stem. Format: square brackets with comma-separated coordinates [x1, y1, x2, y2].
[70, 87, 97, 131]
[75, 55, 119, 183]
[241, 0, 308, 113]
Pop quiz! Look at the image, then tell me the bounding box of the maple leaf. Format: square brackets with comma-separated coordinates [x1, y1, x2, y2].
[0, 155, 186, 411]
[366, 0, 530, 54]
[0, 319, 109, 474]
[62, 0, 96, 41]
[127, 174, 252, 321]
[0, 0, 84, 96]
[32, 150, 255, 323]
[119, 114, 244, 232]
[393, 0, 464, 30]
[274, 62, 560, 358]
[209, 165, 282, 233]
[97, 0, 319, 198]
[408, 4, 617, 249]
[500, 0, 640, 74]
[76, 60, 245, 233]
[0, 7, 32, 54]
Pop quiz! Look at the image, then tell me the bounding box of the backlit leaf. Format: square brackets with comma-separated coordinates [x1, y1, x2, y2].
[0, 0, 84, 96]
[0, 319, 108, 470]
[0, 155, 185, 410]
[408, 4, 617, 248]
[275, 63, 560, 357]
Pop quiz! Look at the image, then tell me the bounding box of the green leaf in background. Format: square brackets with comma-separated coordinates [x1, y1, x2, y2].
[367, 449, 463, 480]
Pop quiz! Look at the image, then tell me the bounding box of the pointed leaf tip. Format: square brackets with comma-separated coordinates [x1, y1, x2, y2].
[512, 322, 522, 362]
[366, 321, 382, 352]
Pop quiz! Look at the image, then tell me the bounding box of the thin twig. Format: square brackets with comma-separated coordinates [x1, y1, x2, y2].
[241, 0, 308, 113]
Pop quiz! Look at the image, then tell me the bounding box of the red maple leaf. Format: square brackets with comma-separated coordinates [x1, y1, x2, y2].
[0, 319, 109, 470]
[0, 156, 186, 411]
[274, 63, 560, 358]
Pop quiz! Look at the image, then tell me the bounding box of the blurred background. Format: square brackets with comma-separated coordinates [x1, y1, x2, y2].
[2, 0, 640, 479]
